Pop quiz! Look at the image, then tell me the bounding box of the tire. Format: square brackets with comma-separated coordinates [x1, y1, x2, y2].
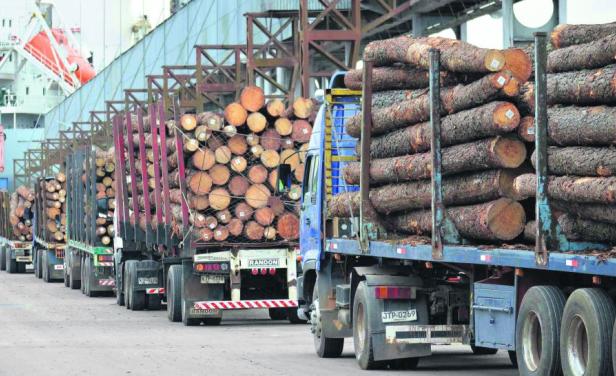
[42, 250, 49, 282]
[124, 261, 132, 310]
[6, 248, 16, 274]
[269, 308, 287, 321]
[561, 288, 615, 376]
[0, 245, 6, 271]
[471, 344, 498, 355]
[509, 351, 518, 368]
[63, 264, 69, 287]
[126, 260, 145, 311]
[37, 249, 44, 279]
[203, 318, 222, 326]
[85, 255, 92, 297]
[311, 282, 344, 358]
[287, 308, 307, 324]
[353, 281, 383, 369]
[147, 294, 162, 310]
[181, 298, 201, 326]
[116, 262, 124, 306]
[516, 286, 565, 376]
[69, 253, 81, 290]
[167, 265, 182, 322]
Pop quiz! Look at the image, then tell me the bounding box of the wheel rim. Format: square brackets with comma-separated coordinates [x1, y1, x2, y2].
[522, 310, 542, 371]
[356, 302, 366, 355]
[567, 314, 589, 375]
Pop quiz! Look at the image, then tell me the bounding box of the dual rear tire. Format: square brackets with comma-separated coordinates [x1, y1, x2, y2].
[516, 286, 616, 376]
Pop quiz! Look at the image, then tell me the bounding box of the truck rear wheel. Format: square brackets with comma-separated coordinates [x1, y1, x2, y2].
[269, 308, 287, 320]
[42, 250, 50, 282]
[167, 264, 182, 322]
[0, 245, 6, 271]
[353, 281, 382, 369]
[6, 248, 16, 274]
[115, 262, 124, 306]
[69, 253, 81, 290]
[63, 262, 70, 287]
[516, 286, 565, 376]
[560, 288, 615, 376]
[287, 308, 307, 324]
[311, 283, 343, 358]
[125, 260, 145, 311]
[84, 255, 93, 297]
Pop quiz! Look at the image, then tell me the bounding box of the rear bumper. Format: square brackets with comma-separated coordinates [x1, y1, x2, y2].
[193, 299, 298, 311]
[385, 324, 470, 345]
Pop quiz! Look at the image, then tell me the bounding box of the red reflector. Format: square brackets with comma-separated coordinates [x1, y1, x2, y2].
[251, 268, 258, 276]
[268, 268, 276, 275]
[195, 263, 204, 272]
[260, 268, 267, 275]
[374, 286, 412, 300]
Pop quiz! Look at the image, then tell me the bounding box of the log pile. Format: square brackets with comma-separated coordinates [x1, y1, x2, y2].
[9, 186, 35, 242]
[91, 147, 116, 246]
[40, 174, 67, 242]
[512, 22, 616, 245]
[124, 86, 309, 243]
[331, 35, 532, 242]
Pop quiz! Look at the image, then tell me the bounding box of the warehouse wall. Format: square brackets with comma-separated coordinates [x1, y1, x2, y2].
[0, 128, 45, 191]
[43, 0, 291, 139]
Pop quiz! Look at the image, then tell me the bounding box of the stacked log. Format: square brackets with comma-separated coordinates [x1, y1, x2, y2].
[124, 86, 309, 242]
[512, 22, 616, 245]
[92, 147, 116, 245]
[40, 174, 67, 242]
[9, 186, 35, 242]
[330, 35, 531, 242]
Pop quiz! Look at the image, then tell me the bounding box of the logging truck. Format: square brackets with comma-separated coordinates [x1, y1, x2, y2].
[112, 94, 305, 325]
[32, 177, 66, 282]
[61, 146, 116, 295]
[293, 33, 616, 375]
[2, 188, 34, 273]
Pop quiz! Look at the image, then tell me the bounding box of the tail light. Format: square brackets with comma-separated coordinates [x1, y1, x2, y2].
[260, 268, 267, 275]
[97, 255, 113, 262]
[268, 268, 276, 275]
[251, 268, 259, 275]
[374, 286, 414, 300]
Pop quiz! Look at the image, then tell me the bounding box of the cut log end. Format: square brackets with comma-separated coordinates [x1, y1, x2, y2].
[484, 49, 506, 72]
[492, 137, 527, 168]
[503, 48, 532, 82]
[517, 116, 535, 143]
[493, 102, 521, 130]
[240, 86, 265, 112]
[486, 199, 526, 241]
[224, 103, 248, 126]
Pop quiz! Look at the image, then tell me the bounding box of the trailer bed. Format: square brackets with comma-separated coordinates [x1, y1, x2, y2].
[327, 238, 616, 277]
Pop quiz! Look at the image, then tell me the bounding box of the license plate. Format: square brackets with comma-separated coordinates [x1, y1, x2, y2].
[382, 309, 417, 323]
[247, 258, 279, 267]
[201, 275, 225, 284]
[138, 277, 158, 285]
[16, 256, 30, 262]
[54, 264, 64, 270]
[25, 264, 34, 270]
[190, 308, 219, 316]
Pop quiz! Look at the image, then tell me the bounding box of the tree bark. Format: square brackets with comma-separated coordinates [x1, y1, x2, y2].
[531, 147, 616, 177]
[368, 101, 520, 158]
[391, 198, 525, 241]
[343, 66, 468, 91]
[513, 173, 616, 204]
[517, 106, 616, 146]
[345, 72, 513, 138]
[551, 200, 616, 225]
[551, 22, 616, 49]
[344, 137, 526, 185]
[516, 65, 616, 112]
[548, 34, 616, 73]
[526, 215, 616, 243]
[372, 89, 427, 108]
[363, 35, 507, 74]
[330, 169, 519, 215]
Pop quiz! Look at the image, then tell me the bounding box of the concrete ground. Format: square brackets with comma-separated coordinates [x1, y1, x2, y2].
[0, 271, 517, 376]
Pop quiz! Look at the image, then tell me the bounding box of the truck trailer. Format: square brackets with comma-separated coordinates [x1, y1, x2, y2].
[112, 84, 305, 325]
[2, 189, 34, 273]
[62, 145, 116, 295]
[32, 177, 66, 282]
[294, 34, 616, 375]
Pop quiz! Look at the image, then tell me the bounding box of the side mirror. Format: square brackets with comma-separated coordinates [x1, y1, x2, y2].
[276, 164, 292, 194]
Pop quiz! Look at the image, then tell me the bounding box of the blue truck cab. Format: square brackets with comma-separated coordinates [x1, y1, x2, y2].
[292, 65, 616, 373]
